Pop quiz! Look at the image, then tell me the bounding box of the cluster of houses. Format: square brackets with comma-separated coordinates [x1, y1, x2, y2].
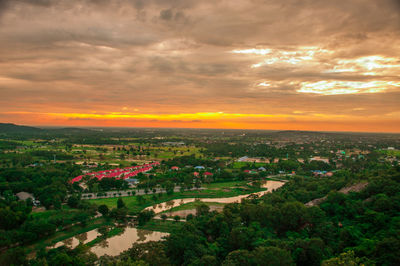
[311, 170, 333, 177]
[71, 162, 160, 183]
[171, 165, 214, 178]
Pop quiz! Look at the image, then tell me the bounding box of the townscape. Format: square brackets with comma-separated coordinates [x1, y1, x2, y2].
[0, 123, 399, 265]
[1, 0, 400, 265]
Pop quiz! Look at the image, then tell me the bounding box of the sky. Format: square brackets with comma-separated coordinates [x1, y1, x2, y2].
[0, 0, 399, 132]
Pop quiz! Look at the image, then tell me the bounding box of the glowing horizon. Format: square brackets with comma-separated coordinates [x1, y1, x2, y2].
[0, 1, 399, 132]
[3, 110, 400, 133]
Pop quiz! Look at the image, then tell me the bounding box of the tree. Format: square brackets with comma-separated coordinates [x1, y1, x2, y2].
[97, 225, 109, 237]
[161, 214, 168, 222]
[67, 195, 80, 208]
[0, 247, 28, 266]
[322, 251, 364, 266]
[98, 204, 109, 217]
[137, 195, 146, 205]
[277, 201, 307, 233]
[75, 213, 90, 227]
[137, 210, 155, 226]
[196, 203, 210, 216]
[195, 179, 201, 189]
[53, 198, 62, 209]
[186, 214, 194, 221]
[165, 181, 175, 195]
[109, 207, 127, 221]
[117, 198, 126, 209]
[173, 215, 180, 222]
[192, 255, 218, 266]
[252, 246, 293, 266]
[223, 250, 253, 266]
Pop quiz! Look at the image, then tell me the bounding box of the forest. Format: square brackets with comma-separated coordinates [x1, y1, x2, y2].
[0, 124, 399, 265]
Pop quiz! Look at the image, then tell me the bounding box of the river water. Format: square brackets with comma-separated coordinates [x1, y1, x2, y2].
[90, 227, 169, 257]
[144, 180, 285, 214]
[50, 230, 101, 249]
[52, 180, 285, 257]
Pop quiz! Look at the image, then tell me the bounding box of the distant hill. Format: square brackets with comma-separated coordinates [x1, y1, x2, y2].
[0, 123, 43, 134]
[275, 130, 324, 135]
[0, 123, 95, 135]
[52, 127, 93, 133]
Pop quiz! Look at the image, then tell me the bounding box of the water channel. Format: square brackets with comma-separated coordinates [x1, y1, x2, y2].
[52, 180, 285, 257]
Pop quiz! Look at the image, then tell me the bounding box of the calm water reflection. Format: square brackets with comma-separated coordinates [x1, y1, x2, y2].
[51, 229, 101, 249]
[90, 227, 169, 257]
[52, 180, 284, 257]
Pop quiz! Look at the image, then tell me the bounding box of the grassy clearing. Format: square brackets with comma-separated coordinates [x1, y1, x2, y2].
[232, 161, 267, 169]
[27, 217, 113, 253]
[137, 219, 182, 233]
[31, 206, 77, 219]
[203, 180, 248, 189]
[161, 201, 225, 213]
[378, 149, 400, 158]
[86, 226, 124, 247]
[149, 146, 202, 159]
[89, 185, 265, 213]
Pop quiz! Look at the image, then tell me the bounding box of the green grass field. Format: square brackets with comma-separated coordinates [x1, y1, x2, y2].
[89, 181, 266, 213]
[203, 180, 248, 189]
[31, 207, 80, 221]
[160, 201, 225, 214]
[378, 149, 400, 158]
[27, 217, 113, 254]
[232, 161, 267, 169]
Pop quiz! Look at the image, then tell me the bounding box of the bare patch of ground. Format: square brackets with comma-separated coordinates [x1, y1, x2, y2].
[305, 182, 369, 207]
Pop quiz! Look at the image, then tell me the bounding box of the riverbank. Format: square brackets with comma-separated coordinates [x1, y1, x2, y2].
[88, 180, 268, 213]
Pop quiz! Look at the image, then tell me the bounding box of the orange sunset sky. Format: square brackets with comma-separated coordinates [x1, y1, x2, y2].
[0, 0, 399, 132]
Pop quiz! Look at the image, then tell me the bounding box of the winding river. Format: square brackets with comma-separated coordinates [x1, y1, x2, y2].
[144, 180, 285, 214]
[52, 180, 285, 257]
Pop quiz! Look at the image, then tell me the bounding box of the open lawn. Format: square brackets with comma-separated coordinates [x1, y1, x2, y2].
[232, 161, 268, 169]
[137, 219, 182, 233]
[27, 217, 113, 254]
[378, 149, 400, 158]
[203, 180, 249, 189]
[160, 201, 225, 213]
[89, 181, 265, 213]
[149, 146, 202, 159]
[31, 207, 80, 222]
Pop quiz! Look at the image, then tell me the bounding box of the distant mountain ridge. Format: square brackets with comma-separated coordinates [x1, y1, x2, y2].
[52, 127, 92, 133]
[0, 123, 42, 133]
[0, 123, 97, 134]
[275, 130, 324, 135]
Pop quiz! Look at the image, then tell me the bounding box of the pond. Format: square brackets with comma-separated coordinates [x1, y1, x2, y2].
[51, 180, 284, 257]
[90, 227, 169, 257]
[51, 229, 101, 249]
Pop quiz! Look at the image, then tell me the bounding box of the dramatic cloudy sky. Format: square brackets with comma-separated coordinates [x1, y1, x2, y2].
[0, 0, 399, 132]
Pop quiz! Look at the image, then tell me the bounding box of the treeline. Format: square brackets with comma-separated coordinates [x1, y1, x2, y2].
[0, 194, 97, 249]
[0, 163, 81, 209]
[0, 140, 20, 151]
[101, 167, 400, 266]
[163, 154, 220, 168]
